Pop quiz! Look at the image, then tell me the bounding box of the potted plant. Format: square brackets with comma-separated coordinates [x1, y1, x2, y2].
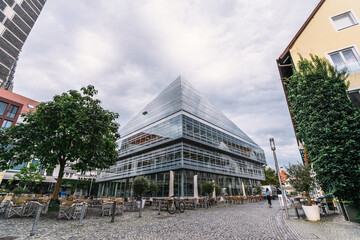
[200, 181, 214, 198]
[286, 163, 320, 221]
[147, 181, 158, 197]
[201, 181, 215, 207]
[132, 176, 150, 217]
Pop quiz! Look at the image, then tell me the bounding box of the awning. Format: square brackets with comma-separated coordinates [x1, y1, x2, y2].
[1, 172, 57, 183]
[3, 172, 16, 180]
[43, 176, 57, 183]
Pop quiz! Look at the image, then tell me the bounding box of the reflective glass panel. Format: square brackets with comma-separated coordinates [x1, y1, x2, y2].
[332, 12, 356, 30]
[330, 53, 345, 68]
[0, 101, 8, 116]
[120, 76, 256, 144]
[1, 120, 12, 128]
[6, 105, 19, 119]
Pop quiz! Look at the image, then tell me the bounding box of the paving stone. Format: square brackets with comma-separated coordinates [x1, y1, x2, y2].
[0, 200, 359, 239]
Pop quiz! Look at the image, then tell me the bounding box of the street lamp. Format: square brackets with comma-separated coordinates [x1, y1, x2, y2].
[269, 138, 289, 219]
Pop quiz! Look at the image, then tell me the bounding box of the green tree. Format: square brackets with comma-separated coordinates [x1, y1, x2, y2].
[215, 184, 222, 197]
[147, 181, 158, 197]
[132, 176, 150, 198]
[200, 181, 214, 197]
[9, 162, 45, 190]
[285, 163, 314, 206]
[262, 165, 279, 187]
[286, 55, 360, 206]
[255, 184, 262, 195]
[0, 85, 120, 200]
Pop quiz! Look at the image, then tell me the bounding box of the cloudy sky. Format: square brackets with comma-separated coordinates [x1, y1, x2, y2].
[13, 0, 320, 168]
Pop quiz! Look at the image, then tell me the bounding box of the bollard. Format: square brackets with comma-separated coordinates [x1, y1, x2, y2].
[205, 198, 207, 209]
[30, 203, 43, 236]
[139, 198, 142, 218]
[111, 200, 116, 223]
[295, 207, 300, 219]
[78, 202, 86, 226]
[131, 200, 135, 212]
[158, 200, 161, 215]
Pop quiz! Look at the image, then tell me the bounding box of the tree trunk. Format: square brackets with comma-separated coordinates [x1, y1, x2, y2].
[52, 161, 65, 200]
[305, 190, 312, 206]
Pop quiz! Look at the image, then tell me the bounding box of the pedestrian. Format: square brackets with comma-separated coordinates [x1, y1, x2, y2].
[266, 188, 272, 208]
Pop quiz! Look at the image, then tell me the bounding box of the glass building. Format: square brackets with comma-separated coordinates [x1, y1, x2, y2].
[97, 77, 266, 197]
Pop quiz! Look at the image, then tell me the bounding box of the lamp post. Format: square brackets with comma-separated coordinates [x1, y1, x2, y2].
[269, 138, 289, 219]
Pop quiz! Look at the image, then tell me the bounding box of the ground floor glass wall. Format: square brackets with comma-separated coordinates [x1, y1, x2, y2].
[98, 169, 261, 198]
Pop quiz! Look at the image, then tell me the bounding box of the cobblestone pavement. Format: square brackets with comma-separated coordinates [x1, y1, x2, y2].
[285, 210, 360, 240]
[0, 200, 359, 240]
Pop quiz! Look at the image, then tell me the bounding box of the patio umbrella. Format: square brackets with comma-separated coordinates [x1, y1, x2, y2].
[0, 171, 5, 185]
[212, 180, 216, 198]
[318, 194, 332, 199]
[194, 175, 198, 199]
[169, 171, 174, 197]
[242, 182, 247, 197]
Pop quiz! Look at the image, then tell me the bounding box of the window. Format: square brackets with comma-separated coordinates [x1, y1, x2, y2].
[329, 47, 360, 72]
[1, 119, 13, 128]
[6, 105, 19, 119]
[331, 11, 358, 31]
[0, 101, 8, 116]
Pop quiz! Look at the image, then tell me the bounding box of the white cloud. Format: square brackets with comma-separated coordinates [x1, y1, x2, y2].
[13, 0, 320, 167]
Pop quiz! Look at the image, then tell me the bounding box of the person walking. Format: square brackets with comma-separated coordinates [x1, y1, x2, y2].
[266, 188, 272, 208]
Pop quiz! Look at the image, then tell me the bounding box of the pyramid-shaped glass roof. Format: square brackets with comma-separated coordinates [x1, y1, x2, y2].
[121, 76, 256, 144]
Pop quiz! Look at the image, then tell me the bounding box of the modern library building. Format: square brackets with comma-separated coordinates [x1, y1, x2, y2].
[96, 77, 266, 197]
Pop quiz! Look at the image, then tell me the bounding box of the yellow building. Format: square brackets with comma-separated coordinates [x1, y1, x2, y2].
[277, 0, 360, 107]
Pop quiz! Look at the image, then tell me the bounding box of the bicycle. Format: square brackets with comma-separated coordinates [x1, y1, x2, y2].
[167, 195, 185, 214]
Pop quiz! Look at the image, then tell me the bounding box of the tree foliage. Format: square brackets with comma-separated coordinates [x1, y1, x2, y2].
[132, 176, 150, 198]
[255, 185, 262, 195]
[0, 85, 120, 200]
[147, 181, 158, 196]
[61, 179, 98, 195]
[261, 165, 279, 187]
[215, 184, 222, 197]
[9, 162, 45, 189]
[200, 181, 214, 197]
[286, 55, 360, 205]
[285, 163, 313, 206]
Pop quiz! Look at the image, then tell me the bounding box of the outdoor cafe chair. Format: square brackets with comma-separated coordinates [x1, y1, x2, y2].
[38, 197, 51, 214]
[71, 202, 88, 219]
[22, 201, 41, 217]
[101, 201, 113, 216]
[184, 198, 196, 210]
[152, 198, 166, 211]
[0, 197, 11, 214]
[101, 199, 124, 216]
[5, 198, 29, 218]
[58, 200, 74, 220]
[116, 198, 125, 214]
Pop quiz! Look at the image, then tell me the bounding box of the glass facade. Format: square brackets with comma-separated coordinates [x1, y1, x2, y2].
[98, 170, 262, 198]
[97, 77, 266, 197]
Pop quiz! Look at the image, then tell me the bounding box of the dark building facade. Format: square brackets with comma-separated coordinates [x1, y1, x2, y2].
[0, 0, 46, 91]
[97, 77, 266, 197]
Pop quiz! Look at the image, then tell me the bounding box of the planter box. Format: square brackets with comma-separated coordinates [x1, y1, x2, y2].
[343, 204, 360, 223]
[302, 205, 320, 221]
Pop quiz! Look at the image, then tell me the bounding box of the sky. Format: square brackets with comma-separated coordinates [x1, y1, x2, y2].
[12, 0, 320, 169]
